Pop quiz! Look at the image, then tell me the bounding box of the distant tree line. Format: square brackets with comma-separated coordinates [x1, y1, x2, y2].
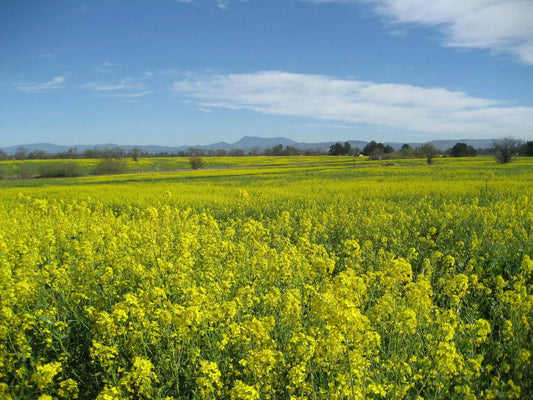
[326, 138, 532, 164]
[1, 139, 531, 162]
[0, 145, 327, 161]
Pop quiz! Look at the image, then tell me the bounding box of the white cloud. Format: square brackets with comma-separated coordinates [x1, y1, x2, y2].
[95, 62, 120, 73]
[82, 76, 151, 99]
[213, 0, 248, 10]
[17, 76, 66, 93]
[101, 91, 152, 98]
[82, 77, 145, 91]
[172, 70, 533, 138]
[284, 123, 366, 130]
[216, 0, 229, 9]
[302, 0, 533, 64]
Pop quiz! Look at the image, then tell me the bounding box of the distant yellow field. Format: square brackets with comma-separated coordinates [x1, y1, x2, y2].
[1, 157, 532, 399]
[0, 155, 346, 178]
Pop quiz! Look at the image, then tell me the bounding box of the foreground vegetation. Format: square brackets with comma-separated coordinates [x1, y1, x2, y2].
[1, 157, 532, 399]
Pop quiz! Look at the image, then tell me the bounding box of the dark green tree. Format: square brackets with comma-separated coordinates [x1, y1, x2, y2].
[271, 144, 284, 156]
[362, 141, 377, 155]
[283, 146, 299, 156]
[329, 142, 346, 156]
[343, 142, 352, 155]
[451, 142, 469, 157]
[521, 141, 533, 156]
[363, 141, 385, 159]
[450, 142, 476, 157]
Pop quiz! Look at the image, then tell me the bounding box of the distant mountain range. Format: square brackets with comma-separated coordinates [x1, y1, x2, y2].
[0, 136, 497, 155]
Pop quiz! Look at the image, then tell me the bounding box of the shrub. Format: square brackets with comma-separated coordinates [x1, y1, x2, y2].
[189, 157, 204, 169]
[38, 162, 84, 178]
[92, 159, 129, 175]
[16, 163, 34, 178]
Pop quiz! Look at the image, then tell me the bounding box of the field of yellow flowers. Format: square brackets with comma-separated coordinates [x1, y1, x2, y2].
[0, 156, 343, 178]
[1, 157, 532, 399]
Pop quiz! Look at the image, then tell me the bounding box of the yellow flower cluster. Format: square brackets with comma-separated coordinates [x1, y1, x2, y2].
[0, 157, 532, 399]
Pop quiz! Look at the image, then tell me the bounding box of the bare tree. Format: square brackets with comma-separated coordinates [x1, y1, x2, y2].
[129, 147, 142, 161]
[492, 137, 521, 164]
[421, 143, 439, 165]
[14, 146, 28, 160]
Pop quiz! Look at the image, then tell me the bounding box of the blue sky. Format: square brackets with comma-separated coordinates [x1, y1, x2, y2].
[1, 0, 532, 147]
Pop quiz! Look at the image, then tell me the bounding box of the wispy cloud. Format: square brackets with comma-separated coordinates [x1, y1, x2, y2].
[216, 0, 230, 9]
[282, 123, 364, 130]
[172, 70, 533, 138]
[213, 0, 248, 10]
[83, 78, 144, 92]
[17, 76, 66, 93]
[95, 62, 120, 73]
[101, 91, 152, 98]
[82, 76, 151, 99]
[38, 52, 52, 59]
[301, 0, 533, 65]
